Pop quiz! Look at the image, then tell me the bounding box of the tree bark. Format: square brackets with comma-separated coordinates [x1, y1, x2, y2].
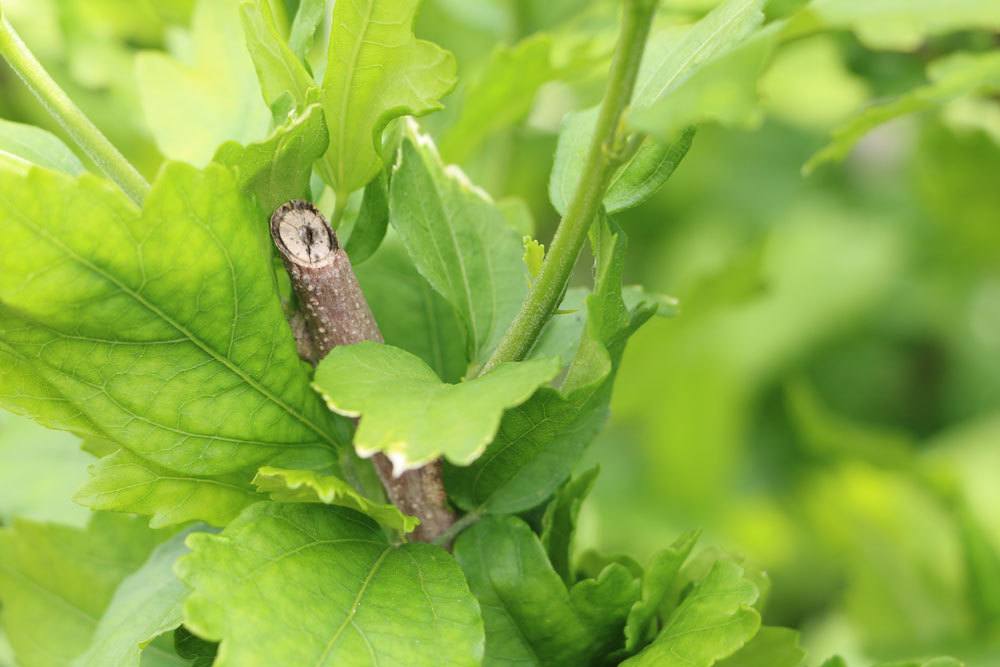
[271, 199, 456, 542]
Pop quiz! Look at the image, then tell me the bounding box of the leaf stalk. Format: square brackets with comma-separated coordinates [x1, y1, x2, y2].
[0, 17, 150, 204]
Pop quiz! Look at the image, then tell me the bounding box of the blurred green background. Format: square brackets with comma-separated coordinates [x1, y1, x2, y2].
[1, 0, 998, 665]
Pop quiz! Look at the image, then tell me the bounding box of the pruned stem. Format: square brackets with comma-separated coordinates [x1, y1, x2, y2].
[479, 0, 659, 374]
[271, 200, 456, 543]
[0, 16, 150, 205]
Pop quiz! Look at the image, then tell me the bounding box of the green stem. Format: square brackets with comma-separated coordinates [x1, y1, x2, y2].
[0, 17, 150, 205]
[479, 0, 658, 374]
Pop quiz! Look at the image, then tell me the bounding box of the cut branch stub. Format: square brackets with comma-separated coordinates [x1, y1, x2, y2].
[271, 200, 383, 352]
[271, 199, 456, 543]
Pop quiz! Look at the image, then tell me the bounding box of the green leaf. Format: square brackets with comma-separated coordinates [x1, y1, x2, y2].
[550, 0, 764, 216]
[621, 560, 761, 667]
[630, 24, 780, 143]
[0, 161, 344, 475]
[136, 0, 270, 165]
[173, 627, 216, 666]
[549, 109, 694, 216]
[288, 0, 326, 61]
[75, 449, 262, 529]
[239, 0, 316, 113]
[805, 51, 1000, 174]
[453, 515, 639, 665]
[0, 411, 92, 527]
[179, 503, 484, 666]
[0, 514, 163, 667]
[624, 530, 700, 653]
[354, 231, 468, 383]
[390, 125, 529, 367]
[445, 221, 657, 513]
[253, 465, 418, 533]
[787, 0, 1000, 51]
[0, 118, 85, 175]
[715, 627, 805, 667]
[344, 171, 390, 265]
[440, 34, 557, 163]
[313, 341, 559, 472]
[873, 659, 964, 667]
[541, 467, 600, 586]
[955, 500, 1000, 626]
[73, 528, 198, 667]
[321, 0, 457, 196]
[213, 103, 328, 216]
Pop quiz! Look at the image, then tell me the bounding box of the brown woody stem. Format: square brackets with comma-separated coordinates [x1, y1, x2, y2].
[270, 200, 456, 542]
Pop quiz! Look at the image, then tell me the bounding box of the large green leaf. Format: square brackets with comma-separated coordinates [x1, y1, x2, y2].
[136, 0, 270, 165]
[444, 221, 657, 513]
[75, 449, 262, 529]
[623, 530, 700, 653]
[354, 231, 468, 382]
[0, 514, 163, 667]
[440, 34, 557, 163]
[73, 528, 198, 667]
[390, 125, 528, 367]
[454, 515, 640, 666]
[239, 0, 316, 114]
[788, 0, 1000, 51]
[313, 341, 559, 472]
[321, 0, 456, 196]
[805, 51, 1000, 174]
[0, 161, 344, 476]
[179, 502, 484, 666]
[0, 411, 92, 527]
[621, 560, 761, 667]
[213, 103, 329, 215]
[0, 118, 85, 176]
[714, 627, 804, 667]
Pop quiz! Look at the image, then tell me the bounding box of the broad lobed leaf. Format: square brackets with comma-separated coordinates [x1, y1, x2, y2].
[313, 341, 559, 473]
[178, 502, 485, 666]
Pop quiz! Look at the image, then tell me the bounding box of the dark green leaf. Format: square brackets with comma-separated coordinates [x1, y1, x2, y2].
[541, 466, 600, 586]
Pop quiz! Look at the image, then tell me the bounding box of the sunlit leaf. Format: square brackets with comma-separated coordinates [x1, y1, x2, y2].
[321, 0, 456, 196]
[0, 118, 85, 175]
[179, 503, 485, 666]
[313, 341, 559, 472]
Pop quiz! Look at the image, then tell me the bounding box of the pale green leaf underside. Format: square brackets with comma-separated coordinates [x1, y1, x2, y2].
[0, 162, 343, 476]
[179, 503, 484, 667]
[390, 127, 528, 366]
[73, 528, 196, 667]
[0, 118, 85, 176]
[805, 51, 1000, 173]
[454, 515, 639, 666]
[137, 0, 270, 165]
[254, 465, 418, 533]
[322, 0, 457, 195]
[621, 560, 761, 667]
[0, 514, 162, 667]
[313, 341, 559, 472]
